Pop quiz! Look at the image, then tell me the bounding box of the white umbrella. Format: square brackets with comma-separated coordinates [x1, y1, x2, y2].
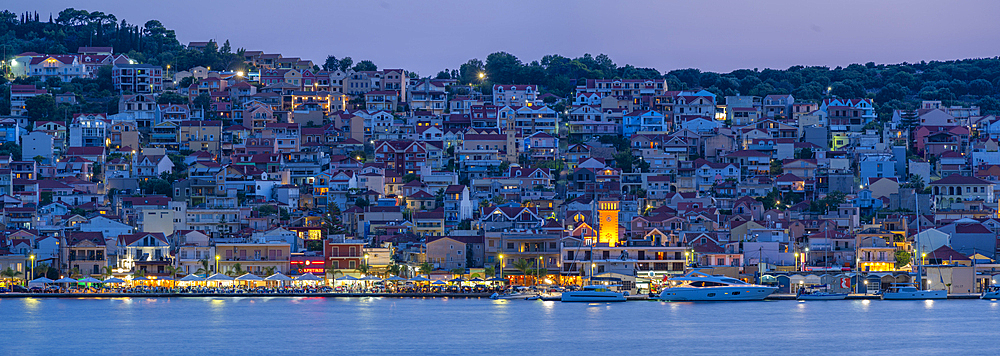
[179, 274, 204, 282]
[206, 273, 234, 281]
[361, 275, 382, 281]
[30, 277, 54, 283]
[103, 277, 125, 284]
[78, 277, 102, 283]
[264, 273, 293, 281]
[409, 276, 430, 282]
[296, 273, 323, 281]
[335, 275, 359, 281]
[55, 277, 77, 283]
[235, 273, 264, 281]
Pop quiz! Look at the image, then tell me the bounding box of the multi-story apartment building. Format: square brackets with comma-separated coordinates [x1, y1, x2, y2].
[492, 85, 538, 107]
[179, 120, 223, 152]
[9, 85, 48, 116]
[68, 113, 108, 147]
[112, 63, 163, 93]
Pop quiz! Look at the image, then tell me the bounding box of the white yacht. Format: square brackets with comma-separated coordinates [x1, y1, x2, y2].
[796, 285, 848, 300]
[982, 286, 1000, 300]
[882, 284, 946, 300]
[489, 287, 539, 300]
[561, 285, 627, 302]
[659, 270, 776, 301]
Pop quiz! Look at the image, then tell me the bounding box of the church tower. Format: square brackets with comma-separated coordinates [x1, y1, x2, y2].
[597, 200, 620, 247]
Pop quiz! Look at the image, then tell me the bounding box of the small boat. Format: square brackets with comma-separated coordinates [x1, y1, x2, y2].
[796, 285, 848, 300]
[561, 285, 626, 302]
[982, 286, 1000, 300]
[882, 283, 946, 300]
[489, 287, 538, 300]
[659, 269, 776, 301]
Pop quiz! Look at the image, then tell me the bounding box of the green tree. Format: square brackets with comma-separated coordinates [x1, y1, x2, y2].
[338, 57, 354, 72]
[770, 160, 784, 175]
[0, 267, 22, 281]
[510, 259, 533, 285]
[195, 259, 211, 276]
[894, 250, 912, 269]
[156, 91, 188, 105]
[419, 262, 433, 276]
[485, 52, 522, 85]
[25, 94, 56, 121]
[354, 197, 370, 208]
[256, 205, 278, 216]
[323, 55, 340, 71]
[139, 179, 172, 196]
[353, 60, 377, 72]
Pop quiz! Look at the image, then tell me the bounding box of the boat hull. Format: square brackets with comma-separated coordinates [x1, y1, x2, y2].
[982, 292, 1000, 299]
[797, 293, 848, 300]
[659, 286, 776, 301]
[882, 290, 947, 300]
[561, 291, 626, 302]
[490, 293, 537, 300]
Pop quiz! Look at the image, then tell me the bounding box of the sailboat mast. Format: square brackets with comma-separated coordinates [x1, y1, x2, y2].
[915, 191, 922, 289]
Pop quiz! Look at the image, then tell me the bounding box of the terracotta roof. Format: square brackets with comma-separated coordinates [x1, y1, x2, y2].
[927, 245, 971, 261]
[929, 174, 992, 185]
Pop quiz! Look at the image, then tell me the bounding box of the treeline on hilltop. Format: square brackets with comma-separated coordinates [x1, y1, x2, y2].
[4, 8, 1000, 118]
[0, 8, 246, 74]
[441, 53, 1000, 117]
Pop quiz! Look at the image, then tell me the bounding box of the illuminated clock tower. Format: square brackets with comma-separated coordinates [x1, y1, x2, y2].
[597, 200, 620, 247]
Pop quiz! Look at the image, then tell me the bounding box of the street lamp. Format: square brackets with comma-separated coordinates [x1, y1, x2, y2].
[364, 254, 370, 270]
[498, 254, 504, 280]
[29, 254, 35, 280]
[215, 255, 220, 274]
[538, 256, 543, 285]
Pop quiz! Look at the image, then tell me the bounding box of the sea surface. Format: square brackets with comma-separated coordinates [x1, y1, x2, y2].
[3, 297, 1000, 355]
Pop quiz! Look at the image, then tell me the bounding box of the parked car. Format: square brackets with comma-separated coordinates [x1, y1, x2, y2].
[11, 285, 28, 293]
[0, 287, 9, 293]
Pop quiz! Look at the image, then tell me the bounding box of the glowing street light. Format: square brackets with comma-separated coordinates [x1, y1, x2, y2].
[237, 71, 244, 77]
[29, 254, 35, 279]
[478, 72, 485, 79]
[498, 254, 504, 280]
[215, 255, 221, 273]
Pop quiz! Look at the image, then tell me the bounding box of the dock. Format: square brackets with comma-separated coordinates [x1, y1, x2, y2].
[0, 292, 494, 299]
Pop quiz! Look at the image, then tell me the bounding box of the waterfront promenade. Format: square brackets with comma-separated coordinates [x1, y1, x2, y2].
[0, 292, 983, 299]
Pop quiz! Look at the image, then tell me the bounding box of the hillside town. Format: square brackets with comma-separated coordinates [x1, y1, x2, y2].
[2, 43, 1000, 296]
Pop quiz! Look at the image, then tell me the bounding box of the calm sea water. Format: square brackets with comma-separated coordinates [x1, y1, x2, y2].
[3, 297, 1000, 355]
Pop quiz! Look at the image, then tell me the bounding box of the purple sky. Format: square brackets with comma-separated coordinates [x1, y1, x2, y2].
[11, 0, 1000, 75]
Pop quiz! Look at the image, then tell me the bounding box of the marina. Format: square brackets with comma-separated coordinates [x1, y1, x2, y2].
[4, 297, 1000, 355]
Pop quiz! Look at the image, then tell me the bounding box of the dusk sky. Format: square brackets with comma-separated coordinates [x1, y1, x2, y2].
[9, 0, 1000, 75]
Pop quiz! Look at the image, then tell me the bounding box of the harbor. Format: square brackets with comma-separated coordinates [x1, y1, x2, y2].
[4, 296, 1000, 355]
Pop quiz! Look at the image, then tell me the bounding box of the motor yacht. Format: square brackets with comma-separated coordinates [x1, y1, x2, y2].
[881, 283, 946, 300]
[659, 270, 776, 301]
[560, 285, 627, 302]
[795, 285, 848, 300]
[982, 286, 1000, 300]
[489, 286, 539, 300]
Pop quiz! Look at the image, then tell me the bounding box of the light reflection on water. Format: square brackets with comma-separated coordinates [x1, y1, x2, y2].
[3, 298, 1000, 355]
